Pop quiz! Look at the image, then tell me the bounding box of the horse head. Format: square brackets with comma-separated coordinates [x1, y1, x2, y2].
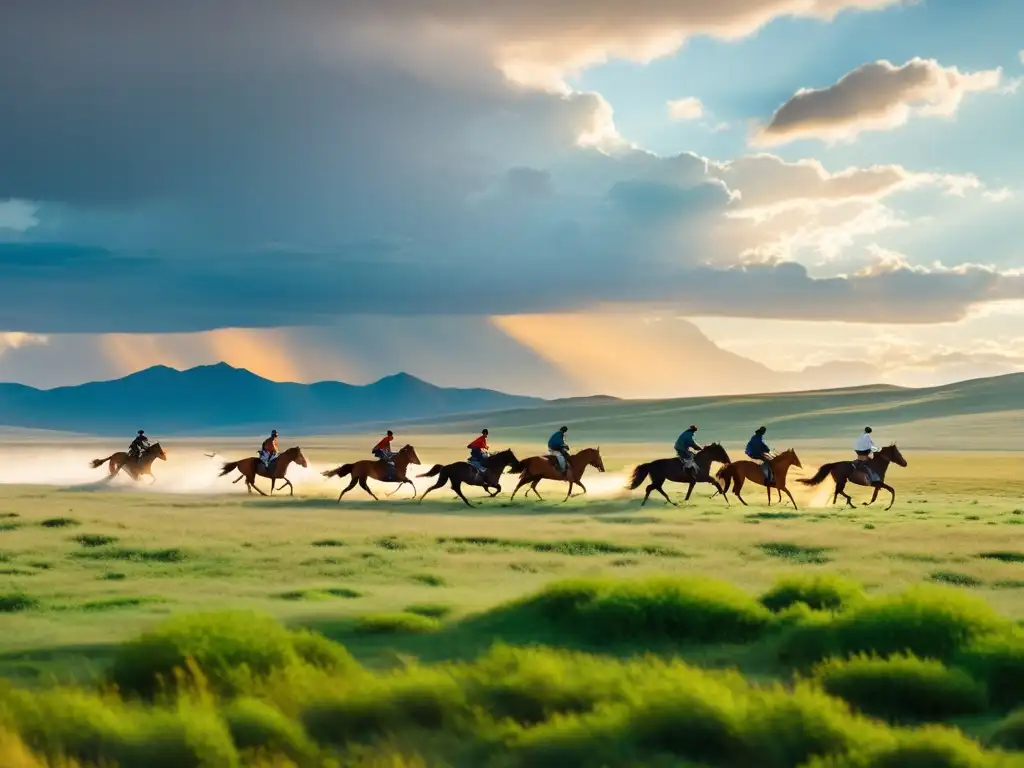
[777, 448, 802, 469]
[701, 442, 731, 466]
[146, 442, 168, 461]
[398, 444, 421, 465]
[882, 443, 907, 467]
[490, 448, 521, 473]
[579, 447, 605, 473]
[280, 446, 308, 468]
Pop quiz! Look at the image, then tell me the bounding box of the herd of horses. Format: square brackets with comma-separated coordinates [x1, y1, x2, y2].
[88, 439, 909, 510]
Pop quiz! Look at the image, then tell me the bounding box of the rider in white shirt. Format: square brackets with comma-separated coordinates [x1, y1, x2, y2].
[854, 427, 878, 479]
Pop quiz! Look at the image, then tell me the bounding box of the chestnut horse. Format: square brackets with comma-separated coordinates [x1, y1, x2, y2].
[89, 442, 167, 484]
[321, 444, 422, 501]
[510, 447, 606, 502]
[628, 443, 732, 506]
[218, 446, 308, 496]
[799, 443, 907, 510]
[714, 448, 803, 508]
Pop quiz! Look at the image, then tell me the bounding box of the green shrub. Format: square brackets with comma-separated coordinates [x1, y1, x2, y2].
[0, 687, 239, 768]
[760, 574, 865, 613]
[955, 633, 1024, 709]
[987, 708, 1024, 750]
[73, 534, 119, 548]
[508, 576, 773, 645]
[779, 586, 1010, 667]
[352, 613, 441, 635]
[109, 611, 359, 698]
[0, 593, 39, 613]
[224, 698, 313, 760]
[801, 726, 1004, 767]
[403, 603, 452, 619]
[812, 654, 988, 721]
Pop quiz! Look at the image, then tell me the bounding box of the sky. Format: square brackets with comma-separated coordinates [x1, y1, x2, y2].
[0, 0, 1022, 399]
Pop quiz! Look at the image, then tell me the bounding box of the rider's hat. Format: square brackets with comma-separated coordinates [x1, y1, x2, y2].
[560, 425, 568, 432]
[482, 428, 488, 434]
[864, 426, 872, 433]
[689, 425, 698, 431]
[271, 429, 278, 436]
[756, 426, 767, 434]
[387, 430, 393, 436]
[138, 430, 145, 435]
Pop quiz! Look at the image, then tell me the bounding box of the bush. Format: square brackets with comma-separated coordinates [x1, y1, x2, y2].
[987, 708, 1024, 751]
[779, 586, 1010, 667]
[760, 574, 865, 613]
[812, 654, 988, 721]
[508, 576, 774, 645]
[224, 698, 313, 760]
[352, 613, 441, 635]
[800, 726, 1004, 767]
[955, 633, 1024, 710]
[0, 687, 239, 768]
[109, 611, 360, 698]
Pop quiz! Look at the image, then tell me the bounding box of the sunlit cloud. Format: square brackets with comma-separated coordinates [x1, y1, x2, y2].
[667, 97, 704, 121]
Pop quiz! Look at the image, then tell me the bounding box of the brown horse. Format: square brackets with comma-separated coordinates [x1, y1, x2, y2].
[510, 447, 606, 502]
[218, 446, 308, 496]
[714, 448, 803, 508]
[321, 444, 422, 501]
[799, 443, 908, 511]
[417, 448, 523, 507]
[89, 442, 167, 484]
[628, 443, 732, 506]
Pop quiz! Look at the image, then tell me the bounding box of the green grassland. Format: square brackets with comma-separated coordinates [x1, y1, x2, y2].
[1, 442, 1024, 766]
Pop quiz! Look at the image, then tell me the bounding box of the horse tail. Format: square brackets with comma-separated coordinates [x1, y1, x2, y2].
[219, 460, 242, 477]
[322, 464, 352, 479]
[628, 463, 651, 490]
[716, 464, 733, 492]
[89, 455, 115, 469]
[798, 463, 837, 487]
[508, 457, 525, 474]
[417, 464, 444, 478]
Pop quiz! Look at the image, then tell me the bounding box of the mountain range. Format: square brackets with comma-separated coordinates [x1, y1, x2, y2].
[0, 363, 1022, 448]
[0, 363, 547, 436]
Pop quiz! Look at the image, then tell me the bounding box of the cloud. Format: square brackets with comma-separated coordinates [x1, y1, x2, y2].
[0, 200, 39, 233]
[754, 57, 1004, 145]
[668, 97, 704, 120]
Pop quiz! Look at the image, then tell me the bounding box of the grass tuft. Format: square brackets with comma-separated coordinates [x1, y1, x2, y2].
[760, 574, 865, 613]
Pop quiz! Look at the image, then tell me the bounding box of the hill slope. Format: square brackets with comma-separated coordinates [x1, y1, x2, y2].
[397, 373, 1024, 449]
[0, 363, 547, 436]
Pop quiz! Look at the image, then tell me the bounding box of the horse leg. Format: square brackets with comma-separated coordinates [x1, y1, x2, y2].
[881, 483, 896, 511]
[279, 477, 294, 496]
[562, 481, 573, 503]
[419, 476, 448, 502]
[451, 479, 474, 508]
[684, 482, 695, 501]
[782, 486, 798, 510]
[864, 485, 882, 507]
[404, 479, 417, 498]
[270, 478, 276, 495]
[655, 482, 676, 507]
[338, 477, 359, 501]
[248, 474, 268, 496]
[529, 480, 544, 501]
[733, 476, 748, 506]
[358, 477, 379, 501]
[709, 479, 729, 505]
[570, 481, 587, 498]
[510, 476, 530, 501]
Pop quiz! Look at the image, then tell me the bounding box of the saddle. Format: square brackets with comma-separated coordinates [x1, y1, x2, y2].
[851, 461, 880, 483]
[259, 457, 279, 474]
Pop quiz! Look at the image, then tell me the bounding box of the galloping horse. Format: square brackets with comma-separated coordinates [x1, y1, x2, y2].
[321, 444, 422, 501]
[628, 443, 732, 506]
[89, 442, 167, 483]
[714, 448, 803, 508]
[417, 448, 523, 507]
[799, 444, 908, 510]
[510, 447, 606, 502]
[218, 446, 308, 496]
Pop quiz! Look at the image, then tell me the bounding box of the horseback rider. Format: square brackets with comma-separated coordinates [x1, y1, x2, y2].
[674, 425, 702, 475]
[128, 430, 150, 461]
[854, 426, 880, 482]
[547, 426, 570, 478]
[745, 426, 774, 485]
[467, 429, 489, 474]
[372, 430, 397, 479]
[259, 430, 279, 469]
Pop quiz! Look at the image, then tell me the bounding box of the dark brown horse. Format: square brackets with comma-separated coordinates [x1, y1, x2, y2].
[218, 446, 308, 496]
[321, 444, 422, 501]
[799, 443, 908, 510]
[714, 448, 803, 508]
[628, 443, 732, 506]
[510, 447, 605, 502]
[417, 448, 523, 507]
[90, 442, 167, 483]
